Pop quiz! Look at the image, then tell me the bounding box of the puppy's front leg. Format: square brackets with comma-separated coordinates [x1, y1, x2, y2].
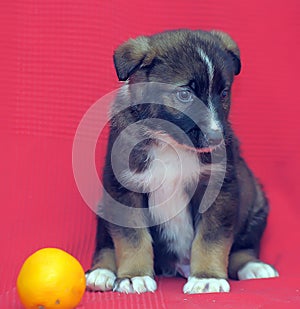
[112, 227, 157, 293]
[184, 197, 236, 294]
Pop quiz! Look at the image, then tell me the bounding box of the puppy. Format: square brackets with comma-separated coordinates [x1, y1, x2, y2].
[86, 29, 278, 294]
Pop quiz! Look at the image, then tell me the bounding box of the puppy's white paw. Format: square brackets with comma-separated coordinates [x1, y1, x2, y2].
[183, 277, 230, 294]
[86, 268, 116, 291]
[238, 261, 279, 280]
[114, 276, 157, 294]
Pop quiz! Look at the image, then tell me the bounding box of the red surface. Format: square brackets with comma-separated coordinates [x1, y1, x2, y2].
[1, 0, 300, 308]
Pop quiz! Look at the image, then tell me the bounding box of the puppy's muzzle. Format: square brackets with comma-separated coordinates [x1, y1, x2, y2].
[204, 128, 223, 147]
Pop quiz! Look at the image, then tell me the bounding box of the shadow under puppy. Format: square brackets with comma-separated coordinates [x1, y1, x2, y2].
[86, 29, 279, 294]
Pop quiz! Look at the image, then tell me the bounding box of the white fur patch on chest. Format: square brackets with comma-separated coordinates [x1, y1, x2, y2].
[123, 137, 200, 261]
[124, 137, 201, 193]
[147, 140, 198, 262]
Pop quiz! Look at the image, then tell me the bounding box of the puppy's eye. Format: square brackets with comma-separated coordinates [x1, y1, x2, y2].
[221, 88, 230, 99]
[176, 90, 193, 103]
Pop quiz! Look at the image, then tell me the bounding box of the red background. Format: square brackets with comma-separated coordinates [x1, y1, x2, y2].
[1, 0, 300, 308]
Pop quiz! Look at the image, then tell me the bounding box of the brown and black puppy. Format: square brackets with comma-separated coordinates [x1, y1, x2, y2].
[86, 29, 278, 294]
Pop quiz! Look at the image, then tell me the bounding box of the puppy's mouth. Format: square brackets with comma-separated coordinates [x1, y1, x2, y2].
[170, 139, 223, 153]
[183, 126, 225, 153]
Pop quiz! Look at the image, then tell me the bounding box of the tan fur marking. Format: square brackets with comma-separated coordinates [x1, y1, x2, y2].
[91, 248, 117, 273]
[114, 229, 154, 278]
[190, 229, 232, 279]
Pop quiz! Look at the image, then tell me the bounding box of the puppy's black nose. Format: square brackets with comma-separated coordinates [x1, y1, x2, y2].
[206, 130, 223, 146]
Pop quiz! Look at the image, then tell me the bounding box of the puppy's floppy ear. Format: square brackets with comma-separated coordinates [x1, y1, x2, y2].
[113, 36, 155, 81]
[210, 30, 241, 75]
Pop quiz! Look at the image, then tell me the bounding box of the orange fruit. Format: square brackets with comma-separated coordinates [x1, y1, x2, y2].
[17, 248, 86, 309]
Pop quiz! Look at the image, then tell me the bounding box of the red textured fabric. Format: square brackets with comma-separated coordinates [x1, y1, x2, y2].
[1, 0, 300, 308]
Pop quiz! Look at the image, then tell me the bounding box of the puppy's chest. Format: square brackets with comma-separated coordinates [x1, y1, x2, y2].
[123, 141, 199, 259]
[137, 142, 200, 260]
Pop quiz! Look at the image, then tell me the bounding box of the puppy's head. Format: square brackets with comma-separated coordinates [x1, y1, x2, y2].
[113, 30, 241, 151]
